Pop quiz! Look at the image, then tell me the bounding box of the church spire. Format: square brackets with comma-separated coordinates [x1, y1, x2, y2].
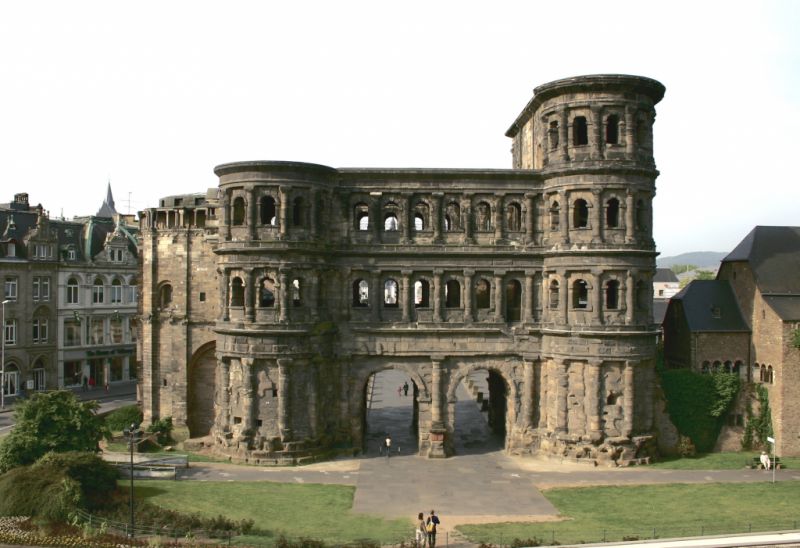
[97, 181, 118, 218]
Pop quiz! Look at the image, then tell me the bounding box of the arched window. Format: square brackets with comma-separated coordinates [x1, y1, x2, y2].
[549, 280, 560, 309]
[2, 364, 18, 396]
[572, 279, 588, 309]
[605, 280, 619, 310]
[260, 196, 277, 226]
[475, 279, 490, 309]
[67, 277, 79, 304]
[606, 114, 620, 144]
[573, 116, 588, 146]
[548, 120, 559, 150]
[702, 361, 710, 374]
[635, 199, 647, 231]
[292, 279, 302, 306]
[159, 283, 172, 308]
[475, 202, 491, 231]
[230, 278, 244, 307]
[550, 202, 560, 231]
[111, 278, 122, 304]
[92, 277, 104, 304]
[506, 203, 521, 232]
[760, 364, 766, 382]
[734, 360, 743, 374]
[415, 203, 429, 231]
[445, 202, 460, 231]
[384, 279, 398, 307]
[292, 197, 304, 227]
[573, 199, 589, 228]
[414, 213, 425, 231]
[259, 277, 275, 308]
[445, 280, 461, 308]
[232, 197, 245, 226]
[414, 280, 430, 308]
[724, 360, 733, 373]
[506, 279, 521, 321]
[606, 198, 620, 228]
[384, 213, 399, 231]
[355, 203, 370, 231]
[352, 279, 369, 307]
[712, 360, 721, 373]
[767, 365, 774, 384]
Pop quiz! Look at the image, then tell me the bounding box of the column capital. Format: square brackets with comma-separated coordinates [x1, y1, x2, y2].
[588, 358, 604, 367]
[463, 269, 475, 277]
[401, 269, 413, 277]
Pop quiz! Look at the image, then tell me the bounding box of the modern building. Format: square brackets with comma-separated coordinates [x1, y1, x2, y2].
[140, 74, 670, 465]
[663, 226, 800, 455]
[653, 268, 680, 299]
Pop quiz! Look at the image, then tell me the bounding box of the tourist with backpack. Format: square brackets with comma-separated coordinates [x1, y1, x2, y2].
[426, 509, 440, 547]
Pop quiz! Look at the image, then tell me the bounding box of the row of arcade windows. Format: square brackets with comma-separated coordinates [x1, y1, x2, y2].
[231, 196, 304, 227]
[550, 198, 646, 230]
[701, 360, 743, 375]
[66, 277, 134, 305]
[548, 114, 646, 149]
[753, 362, 774, 384]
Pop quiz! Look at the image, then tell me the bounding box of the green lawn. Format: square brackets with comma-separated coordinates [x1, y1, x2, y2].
[458, 482, 800, 545]
[650, 451, 800, 470]
[104, 442, 224, 463]
[135, 481, 412, 545]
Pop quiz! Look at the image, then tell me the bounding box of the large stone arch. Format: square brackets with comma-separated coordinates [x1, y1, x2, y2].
[348, 358, 431, 453]
[187, 341, 217, 438]
[444, 357, 522, 452]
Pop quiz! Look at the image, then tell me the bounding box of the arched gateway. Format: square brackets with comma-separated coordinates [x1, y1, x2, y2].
[140, 74, 666, 466]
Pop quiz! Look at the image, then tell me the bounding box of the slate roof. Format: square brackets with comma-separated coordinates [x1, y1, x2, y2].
[670, 280, 749, 332]
[653, 298, 670, 325]
[654, 268, 679, 283]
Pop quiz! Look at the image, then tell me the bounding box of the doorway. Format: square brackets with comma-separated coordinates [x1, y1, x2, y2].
[362, 369, 418, 457]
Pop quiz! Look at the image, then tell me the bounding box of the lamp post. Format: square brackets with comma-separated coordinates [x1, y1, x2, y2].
[1, 298, 10, 410]
[123, 422, 140, 538]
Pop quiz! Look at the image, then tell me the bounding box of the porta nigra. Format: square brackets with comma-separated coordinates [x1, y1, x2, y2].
[139, 74, 668, 466]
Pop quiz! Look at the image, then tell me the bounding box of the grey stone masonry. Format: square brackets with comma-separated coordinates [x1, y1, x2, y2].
[139, 74, 667, 466]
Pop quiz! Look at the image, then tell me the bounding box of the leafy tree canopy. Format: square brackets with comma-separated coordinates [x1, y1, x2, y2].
[0, 391, 109, 474]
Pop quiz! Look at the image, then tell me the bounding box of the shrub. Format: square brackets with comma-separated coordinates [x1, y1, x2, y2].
[34, 452, 119, 510]
[146, 416, 174, 445]
[104, 405, 143, 432]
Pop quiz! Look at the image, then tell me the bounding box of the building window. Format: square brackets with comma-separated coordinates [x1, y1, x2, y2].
[355, 203, 370, 231]
[259, 278, 275, 308]
[199, 292, 206, 303]
[64, 319, 81, 347]
[635, 199, 647, 231]
[67, 249, 77, 260]
[414, 280, 430, 308]
[232, 197, 245, 226]
[128, 278, 138, 304]
[767, 365, 774, 384]
[506, 279, 522, 321]
[2, 365, 18, 397]
[110, 316, 123, 344]
[606, 198, 620, 228]
[292, 197, 305, 227]
[65, 361, 82, 386]
[260, 196, 277, 226]
[573, 199, 589, 228]
[549, 280, 560, 309]
[88, 317, 104, 345]
[67, 278, 79, 304]
[414, 213, 425, 231]
[353, 279, 369, 307]
[548, 121, 559, 149]
[111, 279, 123, 304]
[384, 213, 399, 232]
[230, 278, 244, 307]
[32, 318, 48, 343]
[92, 278, 104, 304]
[606, 114, 620, 145]
[445, 202, 460, 231]
[35, 244, 52, 259]
[384, 279, 399, 307]
[445, 280, 461, 308]
[292, 279, 302, 306]
[109, 248, 124, 262]
[4, 319, 17, 345]
[4, 277, 17, 301]
[605, 280, 620, 310]
[506, 203, 522, 232]
[6, 243, 15, 257]
[475, 279, 491, 309]
[475, 202, 491, 232]
[573, 116, 588, 146]
[572, 279, 589, 309]
[550, 202, 560, 231]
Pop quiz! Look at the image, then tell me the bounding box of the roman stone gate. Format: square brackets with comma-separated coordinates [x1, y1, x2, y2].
[139, 74, 666, 465]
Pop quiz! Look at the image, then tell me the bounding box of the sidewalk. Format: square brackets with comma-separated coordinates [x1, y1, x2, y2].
[0, 380, 137, 414]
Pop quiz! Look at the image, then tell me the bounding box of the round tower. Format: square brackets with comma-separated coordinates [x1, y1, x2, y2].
[508, 75, 666, 463]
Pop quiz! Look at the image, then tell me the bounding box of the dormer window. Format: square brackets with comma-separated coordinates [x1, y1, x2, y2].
[6, 243, 14, 257]
[67, 248, 76, 260]
[109, 248, 125, 262]
[34, 244, 52, 259]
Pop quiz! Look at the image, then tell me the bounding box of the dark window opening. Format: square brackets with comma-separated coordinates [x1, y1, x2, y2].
[160, 284, 173, 309]
[353, 279, 369, 307]
[292, 197, 304, 227]
[445, 280, 461, 308]
[260, 278, 275, 308]
[292, 279, 302, 307]
[606, 198, 620, 228]
[414, 280, 430, 308]
[230, 278, 244, 307]
[548, 121, 559, 150]
[605, 280, 619, 310]
[550, 202, 560, 231]
[506, 203, 521, 231]
[606, 114, 619, 144]
[573, 199, 589, 228]
[355, 204, 369, 231]
[199, 292, 206, 302]
[260, 196, 277, 226]
[572, 279, 589, 309]
[506, 279, 521, 321]
[573, 116, 588, 146]
[549, 280, 560, 309]
[475, 279, 490, 309]
[232, 197, 245, 226]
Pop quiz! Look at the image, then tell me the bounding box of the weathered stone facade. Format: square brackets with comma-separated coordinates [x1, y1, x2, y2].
[140, 75, 666, 465]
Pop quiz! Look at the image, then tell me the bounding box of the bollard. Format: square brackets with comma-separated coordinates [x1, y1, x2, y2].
[603, 529, 606, 542]
[653, 528, 656, 539]
[701, 525, 704, 536]
[749, 523, 752, 533]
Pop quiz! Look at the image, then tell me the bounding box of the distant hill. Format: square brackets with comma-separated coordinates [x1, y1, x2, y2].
[657, 251, 728, 270]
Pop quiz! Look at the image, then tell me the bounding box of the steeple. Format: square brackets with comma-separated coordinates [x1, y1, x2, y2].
[97, 181, 118, 218]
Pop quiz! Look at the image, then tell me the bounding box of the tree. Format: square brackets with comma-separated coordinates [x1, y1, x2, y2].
[670, 264, 698, 275]
[695, 270, 715, 280]
[0, 391, 109, 474]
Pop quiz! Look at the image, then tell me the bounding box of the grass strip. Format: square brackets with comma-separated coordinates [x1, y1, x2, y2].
[650, 451, 800, 470]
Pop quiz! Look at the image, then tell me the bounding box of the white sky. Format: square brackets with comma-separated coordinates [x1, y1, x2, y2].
[1, 1, 798, 257]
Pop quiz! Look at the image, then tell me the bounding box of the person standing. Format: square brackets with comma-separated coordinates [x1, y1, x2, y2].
[416, 512, 427, 547]
[384, 434, 392, 459]
[403, 381, 409, 397]
[426, 509, 440, 547]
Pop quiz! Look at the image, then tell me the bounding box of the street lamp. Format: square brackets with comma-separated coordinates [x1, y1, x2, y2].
[1, 298, 10, 410]
[123, 422, 141, 538]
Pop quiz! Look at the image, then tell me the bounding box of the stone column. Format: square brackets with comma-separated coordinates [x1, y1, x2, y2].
[220, 269, 230, 321]
[309, 190, 318, 237]
[562, 270, 570, 324]
[216, 358, 231, 432]
[493, 195, 504, 241]
[221, 191, 231, 240]
[559, 108, 569, 162]
[624, 106, 635, 158]
[247, 187, 257, 240]
[278, 270, 289, 323]
[592, 269, 603, 325]
[625, 271, 635, 324]
[625, 190, 635, 243]
[433, 270, 443, 322]
[277, 358, 292, 442]
[559, 190, 569, 244]
[524, 272, 534, 323]
[401, 194, 412, 243]
[279, 186, 289, 240]
[493, 272, 504, 322]
[341, 268, 351, 321]
[591, 106, 603, 160]
[463, 269, 474, 323]
[309, 272, 319, 320]
[401, 270, 412, 322]
[521, 359, 535, 430]
[240, 358, 256, 443]
[428, 357, 446, 458]
[623, 360, 635, 438]
[463, 198, 474, 243]
[371, 271, 381, 322]
[244, 268, 255, 322]
[525, 193, 536, 244]
[586, 360, 602, 439]
[555, 359, 568, 433]
[432, 193, 443, 243]
[371, 197, 382, 243]
[591, 188, 602, 242]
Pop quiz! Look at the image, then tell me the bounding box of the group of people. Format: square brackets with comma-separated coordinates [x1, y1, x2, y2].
[396, 381, 410, 397]
[415, 510, 440, 547]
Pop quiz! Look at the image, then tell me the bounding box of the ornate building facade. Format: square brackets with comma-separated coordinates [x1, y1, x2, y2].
[140, 75, 668, 465]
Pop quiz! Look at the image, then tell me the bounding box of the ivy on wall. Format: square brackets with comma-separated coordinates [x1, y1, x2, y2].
[742, 384, 773, 450]
[659, 369, 740, 453]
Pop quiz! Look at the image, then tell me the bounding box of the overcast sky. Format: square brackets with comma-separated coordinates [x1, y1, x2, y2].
[1, 1, 797, 257]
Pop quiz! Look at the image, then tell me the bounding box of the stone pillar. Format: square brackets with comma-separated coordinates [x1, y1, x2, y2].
[463, 198, 474, 243]
[278, 270, 289, 323]
[559, 108, 569, 162]
[371, 197, 382, 243]
[309, 190, 317, 237]
[521, 359, 534, 430]
[625, 271, 635, 324]
[401, 270, 412, 322]
[463, 269, 474, 323]
[309, 272, 319, 320]
[401, 194, 412, 243]
[221, 191, 231, 240]
[624, 106, 635, 157]
[623, 360, 635, 438]
[592, 269, 603, 325]
[591, 106, 603, 160]
[341, 268, 351, 321]
[433, 270, 443, 322]
[432, 193, 443, 243]
[555, 359, 568, 433]
[428, 358, 446, 458]
[240, 358, 256, 444]
[247, 187, 257, 240]
[244, 269, 255, 322]
[525, 193, 536, 244]
[494, 195, 504, 241]
[562, 270, 570, 324]
[220, 269, 230, 321]
[524, 272, 534, 323]
[493, 272, 504, 322]
[279, 186, 289, 239]
[625, 190, 635, 243]
[559, 190, 569, 244]
[216, 358, 231, 432]
[277, 358, 292, 442]
[591, 188, 602, 242]
[370, 271, 381, 322]
[586, 360, 602, 440]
